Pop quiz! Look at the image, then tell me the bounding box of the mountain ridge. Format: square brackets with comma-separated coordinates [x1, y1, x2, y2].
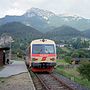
[45, 25, 82, 40]
[0, 22, 90, 49]
[0, 22, 43, 40]
[0, 8, 90, 32]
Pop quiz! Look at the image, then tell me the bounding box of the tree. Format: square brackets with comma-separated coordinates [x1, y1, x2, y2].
[71, 38, 90, 49]
[77, 61, 90, 81]
[71, 52, 79, 58]
[77, 50, 86, 58]
[71, 49, 88, 58]
[56, 47, 66, 59]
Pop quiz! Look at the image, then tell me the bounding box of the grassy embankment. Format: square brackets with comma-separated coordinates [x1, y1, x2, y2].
[56, 59, 90, 89]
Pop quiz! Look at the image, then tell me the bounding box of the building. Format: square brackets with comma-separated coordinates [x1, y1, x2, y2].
[0, 47, 10, 65]
[71, 58, 80, 64]
[56, 44, 66, 47]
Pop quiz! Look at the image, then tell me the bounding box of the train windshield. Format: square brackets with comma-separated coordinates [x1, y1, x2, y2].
[32, 44, 55, 54]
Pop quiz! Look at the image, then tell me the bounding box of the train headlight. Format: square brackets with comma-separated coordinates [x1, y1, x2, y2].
[32, 58, 38, 61]
[50, 58, 55, 61]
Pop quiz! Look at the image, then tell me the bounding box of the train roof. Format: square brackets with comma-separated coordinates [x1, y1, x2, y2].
[31, 39, 55, 45]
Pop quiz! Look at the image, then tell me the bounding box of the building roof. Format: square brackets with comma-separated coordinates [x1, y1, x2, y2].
[0, 47, 10, 51]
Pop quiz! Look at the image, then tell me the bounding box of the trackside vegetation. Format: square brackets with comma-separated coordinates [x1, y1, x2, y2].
[77, 60, 90, 81]
[56, 42, 90, 89]
[56, 59, 90, 89]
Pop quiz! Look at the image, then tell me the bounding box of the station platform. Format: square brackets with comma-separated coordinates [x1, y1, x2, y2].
[0, 60, 35, 90]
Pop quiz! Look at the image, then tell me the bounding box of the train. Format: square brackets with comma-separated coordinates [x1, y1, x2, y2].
[26, 39, 56, 72]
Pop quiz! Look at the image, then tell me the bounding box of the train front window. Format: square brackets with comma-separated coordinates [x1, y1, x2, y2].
[44, 45, 54, 54]
[32, 44, 55, 54]
[32, 44, 43, 54]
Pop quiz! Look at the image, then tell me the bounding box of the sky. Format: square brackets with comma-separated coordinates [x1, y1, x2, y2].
[0, 0, 90, 19]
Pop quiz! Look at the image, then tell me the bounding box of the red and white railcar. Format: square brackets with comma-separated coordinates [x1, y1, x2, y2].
[26, 39, 56, 72]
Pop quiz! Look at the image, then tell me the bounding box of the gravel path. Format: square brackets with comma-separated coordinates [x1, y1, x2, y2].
[0, 72, 35, 90]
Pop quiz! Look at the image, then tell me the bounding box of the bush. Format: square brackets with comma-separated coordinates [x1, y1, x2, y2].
[64, 56, 71, 64]
[71, 52, 79, 58]
[77, 61, 90, 81]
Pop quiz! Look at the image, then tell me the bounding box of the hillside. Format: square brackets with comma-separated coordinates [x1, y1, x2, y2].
[0, 22, 43, 50]
[45, 25, 81, 40]
[83, 29, 90, 38]
[0, 22, 42, 37]
[0, 22, 90, 51]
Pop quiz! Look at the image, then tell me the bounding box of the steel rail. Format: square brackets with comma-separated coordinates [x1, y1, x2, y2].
[36, 73, 50, 90]
[35, 73, 75, 90]
[50, 74, 75, 90]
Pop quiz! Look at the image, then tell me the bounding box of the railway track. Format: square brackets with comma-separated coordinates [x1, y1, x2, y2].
[29, 68, 89, 90]
[29, 70, 46, 90]
[29, 69, 75, 90]
[35, 73, 74, 90]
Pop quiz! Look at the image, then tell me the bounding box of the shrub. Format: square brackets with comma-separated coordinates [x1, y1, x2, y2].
[77, 61, 90, 81]
[64, 56, 71, 64]
[71, 52, 79, 58]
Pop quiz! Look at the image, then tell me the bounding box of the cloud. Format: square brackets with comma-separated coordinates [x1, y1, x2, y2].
[0, 0, 90, 18]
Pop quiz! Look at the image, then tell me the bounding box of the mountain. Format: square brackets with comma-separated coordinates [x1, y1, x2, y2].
[0, 15, 22, 24]
[22, 8, 55, 32]
[48, 15, 90, 31]
[0, 8, 55, 33]
[45, 25, 81, 40]
[0, 8, 90, 33]
[0, 22, 43, 49]
[83, 29, 90, 38]
[0, 22, 42, 37]
[23, 8, 55, 19]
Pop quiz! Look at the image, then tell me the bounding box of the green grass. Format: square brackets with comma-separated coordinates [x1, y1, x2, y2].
[56, 59, 69, 65]
[61, 47, 71, 53]
[57, 59, 65, 63]
[56, 64, 90, 89]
